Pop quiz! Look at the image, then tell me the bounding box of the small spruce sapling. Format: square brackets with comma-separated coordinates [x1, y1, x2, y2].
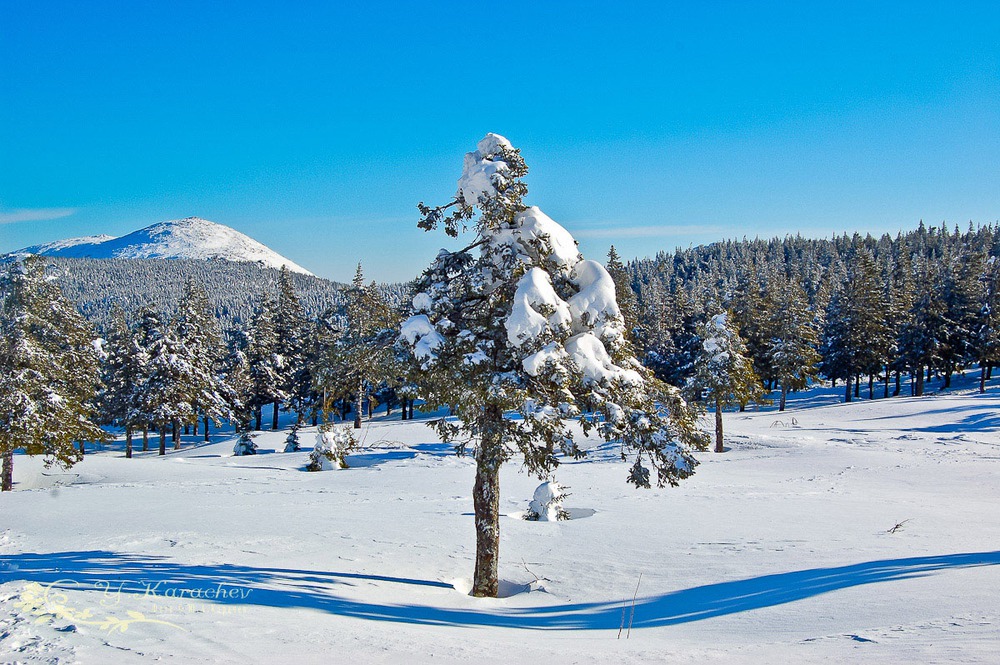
[524, 480, 570, 521]
[307, 424, 357, 471]
[284, 422, 302, 452]
[233, 422, 258, 456]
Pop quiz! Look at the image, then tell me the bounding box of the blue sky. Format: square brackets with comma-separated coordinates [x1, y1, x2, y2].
[2, 1, 999, 283]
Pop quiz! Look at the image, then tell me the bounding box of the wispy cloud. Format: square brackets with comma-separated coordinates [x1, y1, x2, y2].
[0, 207, 78, 224]
[572, 224, 727, 239]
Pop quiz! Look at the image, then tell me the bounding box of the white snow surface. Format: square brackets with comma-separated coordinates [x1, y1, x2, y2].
[3, 377, 1000, 663]
[12, 217, 313, 275]
[491, 206, 581, 271]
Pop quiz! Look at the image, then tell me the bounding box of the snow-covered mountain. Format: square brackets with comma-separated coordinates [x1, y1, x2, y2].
[12, 217, 313, 275]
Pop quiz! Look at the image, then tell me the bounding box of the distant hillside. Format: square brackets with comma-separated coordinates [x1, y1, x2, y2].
[29, 256, 410, 334]
[12, 216, 313, 276]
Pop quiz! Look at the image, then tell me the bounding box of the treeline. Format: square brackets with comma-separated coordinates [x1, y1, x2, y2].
[32, 256, 410, 332]
[97, 263, 413, 457]
[621, 220, 1000, 401]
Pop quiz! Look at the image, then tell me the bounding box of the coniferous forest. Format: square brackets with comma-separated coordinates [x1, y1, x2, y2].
[5, 218, 1000, 489]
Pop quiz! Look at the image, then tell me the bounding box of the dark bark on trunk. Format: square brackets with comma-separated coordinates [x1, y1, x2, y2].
[272, 401, 279, 430]
[159, 428, 166, 455]
[193, 418, 198, 436]
[184, 424, 189, 435]
[854, 376, 860, 398]
[172, 421, 179, 448]
[714, 397, 724, 453]
[868, 374, 874, 400]
[409, 401, 415, 420]
[981, 366, 987, 394]
[943, 369, 952, 389]
[845, 375, 852, 402]
[2, 450, 13, 491]
[471, 405, 503, 597]
[255, 406, 262, 431]
[142, 426, 149, 452]
[894, 371, 901, 397]
[355, 380, 363, 429]
[915, 366, 924, 396]
[125, 426, 133, 459]
[204, 416, 210, 442]
[79, 441, 85, 455]
[884, 368, 890, 399]
[368, 400, 374, 419]
[779, 385, 787, 411]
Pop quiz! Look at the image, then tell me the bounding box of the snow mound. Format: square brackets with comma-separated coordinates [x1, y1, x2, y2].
[12, 217, 312, 275]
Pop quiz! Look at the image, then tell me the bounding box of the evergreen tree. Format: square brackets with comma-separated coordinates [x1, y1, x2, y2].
[99, 307, 147, 457]
[177, 278, 230, 440]
[690, 310, 765, 452]
[975, 256, 1000, 392]
[245, 296, 284, 430]
[606, 246, 640, 343]
[271, 266, 308, 428]
[0, 257, 107, 490]
[764, 276, 821, 410]
[401, 134, 706, 597]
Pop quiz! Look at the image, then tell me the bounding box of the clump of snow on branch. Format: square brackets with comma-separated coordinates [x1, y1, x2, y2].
[307, 424, 356, 471]
[524, 481, 570, 521]
[457, 133, 515, 206]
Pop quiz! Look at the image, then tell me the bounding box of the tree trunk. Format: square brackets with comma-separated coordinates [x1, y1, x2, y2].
[409, 400, 415, 420]
[981, 366, 987, 394]
[894, 370, 901, 397]
[854, 376, 860, 398]
[142, 425, 149, 452]
[159, 428, 166, 455]
[368, 399, 374, 419]
[255, 406, 262, 431]
[272, 401, 279, 430]
[845, 375, 852, 403]
[125, 425, 133, 459]
[471, 406, 503, 597]
[172, 421, 179, 448]
[193, 417, 198, 436]
[868, 374, 874, 400]
[184, 424, 189, 435]
[714, 397, 724, 453]
[884, 368, 889, 399]
[204, 416, 210, 442]
[79, 441, 85, 456]
[355, 380, 363, 429]
[779, 385, 787, 411]
[915, 366, 924, 396]
[2, 450, 13, 491]
[943, 369, 952, 389]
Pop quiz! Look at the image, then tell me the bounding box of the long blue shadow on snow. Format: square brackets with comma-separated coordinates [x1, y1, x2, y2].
[1, 550, 997, 630]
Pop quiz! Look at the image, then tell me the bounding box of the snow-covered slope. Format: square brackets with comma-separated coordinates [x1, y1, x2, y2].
[13, 217, 313, 275]
[2, 376, 1000, 664]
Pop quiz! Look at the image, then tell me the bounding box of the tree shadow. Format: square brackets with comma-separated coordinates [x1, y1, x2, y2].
[2, 550, 998, 630]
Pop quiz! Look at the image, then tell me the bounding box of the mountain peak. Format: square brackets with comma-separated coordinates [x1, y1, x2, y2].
[12, 218, 313, 276]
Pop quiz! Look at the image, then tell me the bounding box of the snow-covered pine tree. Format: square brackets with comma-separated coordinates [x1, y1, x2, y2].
[245, 296, 285, 430]
[316, 263, 397, 429]
[606, 246, 640, 343]
[99, 306, 148, 457]
[306, 424, 356, 470]
[975, 256, 1000, 392]
[764, 275, 821, 411]
[401, 134, 706, 597]
[272, 266, 308, 428]
[691, 310, 764, 452]
[177, 278, 230, 440]
[0, 257, 107, 490]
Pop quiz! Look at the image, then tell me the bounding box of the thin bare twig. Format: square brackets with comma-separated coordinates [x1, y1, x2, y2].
[627, 573, 642, 639]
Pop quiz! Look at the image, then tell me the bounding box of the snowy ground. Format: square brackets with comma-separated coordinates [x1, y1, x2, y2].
[2, 374, 999, 664]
